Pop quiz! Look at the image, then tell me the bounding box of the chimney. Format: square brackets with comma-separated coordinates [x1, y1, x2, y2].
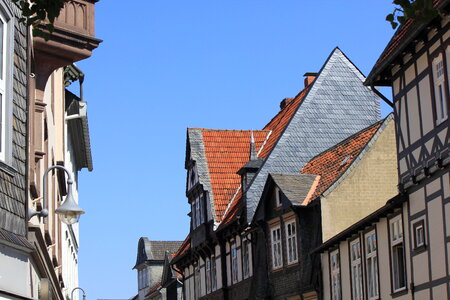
[280, 97, 294, 110]
[303, 72, 318, 88]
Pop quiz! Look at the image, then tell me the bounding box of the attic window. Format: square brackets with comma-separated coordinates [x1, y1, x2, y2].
[340, 155, 352, 166]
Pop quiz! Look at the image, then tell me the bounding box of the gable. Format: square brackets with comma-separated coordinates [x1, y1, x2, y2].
[246, 47, 381, 222]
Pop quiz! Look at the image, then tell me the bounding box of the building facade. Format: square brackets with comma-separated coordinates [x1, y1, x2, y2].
[172, 47, 383, 300]
[319, 2, 450, 300]
[0, 1, 100, 300]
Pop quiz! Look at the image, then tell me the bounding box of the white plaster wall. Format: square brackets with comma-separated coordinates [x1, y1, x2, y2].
[0, 246, 30, 297]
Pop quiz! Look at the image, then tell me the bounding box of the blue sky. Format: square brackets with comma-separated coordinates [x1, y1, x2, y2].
[75, 1, 396, 299]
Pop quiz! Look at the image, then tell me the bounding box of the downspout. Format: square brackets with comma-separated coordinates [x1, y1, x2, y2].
[370, 84, 394, 108]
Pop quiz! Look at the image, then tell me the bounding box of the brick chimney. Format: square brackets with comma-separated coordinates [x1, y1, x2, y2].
[304, 72, 318, 88]
[280, 97, 294, 110]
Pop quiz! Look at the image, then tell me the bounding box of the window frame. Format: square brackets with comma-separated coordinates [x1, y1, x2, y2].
[231, 242, 239, 284]
[413, 219, 426, 250]
[270, 225, 283, 270]
[365, 229, 379, 300]
[0, 3, 13, 164]
[330, 248, 341, 300]
[275, 186, 282, 207]
[285, 219, 298, 265]
[211, 255, 217, 291]
[242, 238, 250, 279]
[389, 214, 407, 294]
[349, 237, 364, 300]
[432, 53, 448, 125]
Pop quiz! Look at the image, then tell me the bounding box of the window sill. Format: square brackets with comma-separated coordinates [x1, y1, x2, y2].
[412, 245, 427, 255]
[0, 160, 17, 177]
[391, 287, 408, 298]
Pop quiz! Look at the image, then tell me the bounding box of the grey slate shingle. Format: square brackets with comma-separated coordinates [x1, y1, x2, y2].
[270, 173, 318, 206]
[245, 47, 381, 222]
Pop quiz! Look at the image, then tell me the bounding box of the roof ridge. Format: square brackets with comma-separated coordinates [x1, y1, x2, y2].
[188, 128, 271, 132]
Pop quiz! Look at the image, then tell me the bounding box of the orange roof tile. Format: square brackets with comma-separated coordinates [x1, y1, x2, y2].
[201, 129, 271, 221]
[173, 235, 191, 261]
[300, 120, 383, 204]
[215, 85, 312, 228]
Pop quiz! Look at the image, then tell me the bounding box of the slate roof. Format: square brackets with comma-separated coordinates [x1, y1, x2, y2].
[245, 47, 381, 221]
[365, 0, 449, 85]
[270, 173, 320, 206]
[135, 238, 183, 268]
[301, 115, 393, 205]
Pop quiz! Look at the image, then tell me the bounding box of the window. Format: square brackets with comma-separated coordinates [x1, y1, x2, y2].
[365, 231, 379, 300]
[211, 256, 217, 291]
[231, 243, 238, 283]
[413, 220, 425, 249]
[243, 239, 250, 279]
[0, 5, 11, 162]
[271, 226, 283, 269]
[433, 54, 448, 124]
[350, 239, 363, 300]
[390, 215, 406, 292]
[195, 265, 201, 300]
[330, 249, 341, 300]
[285, 220, 298, 264]
[275, 187, 282, 207]
[192, 194, 204, 229]
[206, 258, 211, 294]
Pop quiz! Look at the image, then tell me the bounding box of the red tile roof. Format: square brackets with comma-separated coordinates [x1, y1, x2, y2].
[201, 129, 271, 221]
[300, 120, 383, 204]
[146, 281, 162, 296]
[173, 235, 190, 260]
[216, 86, 311, 228]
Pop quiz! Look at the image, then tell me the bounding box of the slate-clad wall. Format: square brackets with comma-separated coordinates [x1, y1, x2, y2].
[0, 1, 27, 238]
[246, 48, 381, 221]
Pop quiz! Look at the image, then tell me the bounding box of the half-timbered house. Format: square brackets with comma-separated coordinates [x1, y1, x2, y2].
[172, 47, 383, 300]
[250, 114, 397, 300]
[318, 2, 450, 300]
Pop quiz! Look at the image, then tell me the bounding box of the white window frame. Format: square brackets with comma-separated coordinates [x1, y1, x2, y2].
[242, 238, 250, 279]
[0, 3, 12, 163]
[350, 238, 363, 300]
[285, 219, 298, 265]
[330, 249, 341, 300]
[365, 230, 379, 300]
[390, 215, 406, 293]
[271, 225, 283, 270]
[275, 187, 282, 207]
[231, 243, 238, 284]
[433, 54, 448, 124]
[414, 220, 425, 248]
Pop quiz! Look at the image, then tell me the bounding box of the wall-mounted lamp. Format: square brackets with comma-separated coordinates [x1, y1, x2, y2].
[71, 287, 86, 300]
[28, 165, 85, 225]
